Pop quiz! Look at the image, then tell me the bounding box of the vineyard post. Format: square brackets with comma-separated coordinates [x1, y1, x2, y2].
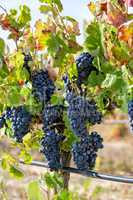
[61, 151, 71, 189]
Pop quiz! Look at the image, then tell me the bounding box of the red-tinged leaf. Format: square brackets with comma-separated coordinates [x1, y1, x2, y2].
[118, 25, 130, 42]
[107, 2, 127, 27]
[128, 0, 133, 6]
[0, 14, 10, 30]
[100, 2, 107, 13]
[118, 22, 133, 44]
[123, 0, 133, 6]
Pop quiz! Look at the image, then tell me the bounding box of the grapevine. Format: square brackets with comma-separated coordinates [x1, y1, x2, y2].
[0, 0, 132, 197]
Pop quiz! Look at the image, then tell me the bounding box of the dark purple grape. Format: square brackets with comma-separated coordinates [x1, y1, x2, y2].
[41, 104, 65, 169]
[31, 69, 55, 103]
[128, 100, 133, 132]
[11, 106, 32, 142]
[40, 130, 64, 170]
[42, 105, 64, 132]
[66, 91, 102, 137]
[72, 133, 103, 170]
[76, 52, 99, 86]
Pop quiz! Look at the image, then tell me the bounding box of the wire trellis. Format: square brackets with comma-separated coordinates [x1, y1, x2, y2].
[19, 160, 133, 184]
[0, 119, 131, 184]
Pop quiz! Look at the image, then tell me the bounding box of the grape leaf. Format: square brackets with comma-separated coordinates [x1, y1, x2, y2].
[18, 5, 31, 28]
[9, 165, 24, 179]
[85, 22, 104, 56]
[27, 181, 44, 200]
[0, 38, 5, 57]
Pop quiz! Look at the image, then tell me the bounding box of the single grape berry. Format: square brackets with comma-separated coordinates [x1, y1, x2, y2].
[31, 69, 55, 103]
[40, 130, 64, 170]
[76, 52, 98, 86]
[128, 100, 133, 132]
[11, 106, 32, 142]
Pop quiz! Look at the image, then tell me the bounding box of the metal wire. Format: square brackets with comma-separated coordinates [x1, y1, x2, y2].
[20, 160, 133, 184]
[103, 120, 129, 125]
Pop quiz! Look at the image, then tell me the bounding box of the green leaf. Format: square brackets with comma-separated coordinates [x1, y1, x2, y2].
[51, 94, 64, 105]
[102, 73, 117, 88]
[87, 71, 105, 87]
[0, 63, 9, 79]
[39, 5, 52, 13]
[19, 150, 33, 164]
[85, 22, 104, 56]
[43, 172, 63, 191]
[112, 45, 129, 62]
[46, 34, 68, 54]
[54, 190, 73, 200]
[1, 158, 8, 170]
[0, 38, 5, 57]
[20, 86, 31, 99]
[9, 165, 24, 179]
[27, 181, 44, 200]
[68, 63, 77, 79]
[10, 9, 17, 16]
[8, 87, 21, 106]
[63, 16, 78, 23]
[39, 0, 51, 3]
[44, 172, 58, 189]
[102, 71, 126, 91]
[39, 0, 63, 12]
[18, 5, 31, 28]
[53, 0, 63, 12]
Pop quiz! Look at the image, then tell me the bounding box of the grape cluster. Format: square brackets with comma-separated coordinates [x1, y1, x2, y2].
[72, 132, 103, 170]
[66, 91, 102, 137]
[64, 77, 103, 170]
[76, 52, 98, 86]
[11, 106, 32, 142]
[128, 100, 133, 131]
[31, 69, 55, 103]
[41, 105, 65, 169]
[0, 106, 32, 142]
[40, 130, 64, 169]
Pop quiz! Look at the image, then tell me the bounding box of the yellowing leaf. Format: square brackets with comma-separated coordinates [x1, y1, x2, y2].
[34, 20, 50, 50]
[9, 51, 24, 69]
[88, 2, 96, 14]
[118, 22, 133, 46]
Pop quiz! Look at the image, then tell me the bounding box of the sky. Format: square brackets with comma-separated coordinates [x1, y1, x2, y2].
[0, 0, 91, 48]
